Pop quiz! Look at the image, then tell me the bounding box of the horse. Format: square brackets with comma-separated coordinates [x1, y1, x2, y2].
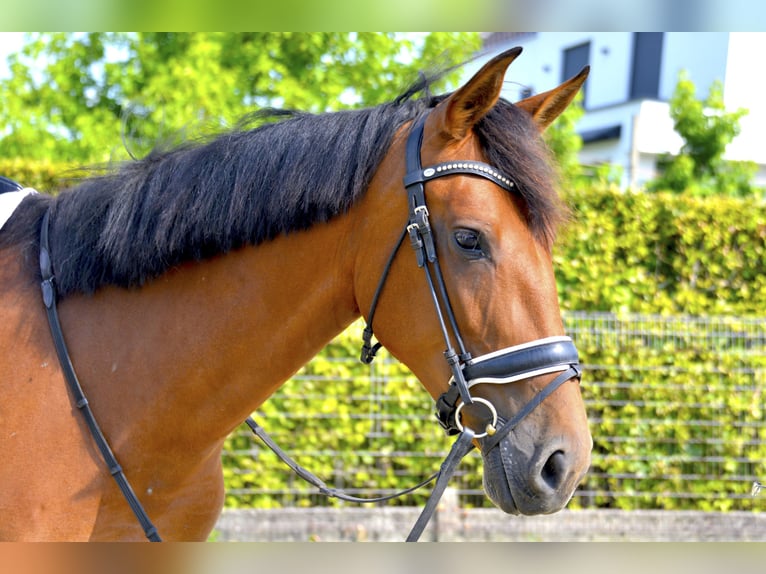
[0, 47, 591, 541]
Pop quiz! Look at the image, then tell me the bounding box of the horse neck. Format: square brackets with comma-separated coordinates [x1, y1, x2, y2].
[58, 212, 360, 447]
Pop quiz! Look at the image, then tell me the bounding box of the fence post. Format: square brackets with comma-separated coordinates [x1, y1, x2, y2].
[434, 486, 460, 541]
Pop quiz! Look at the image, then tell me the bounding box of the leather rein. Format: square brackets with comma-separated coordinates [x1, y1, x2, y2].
[37, 113, 580, 542]
[39, 208, 161, 541]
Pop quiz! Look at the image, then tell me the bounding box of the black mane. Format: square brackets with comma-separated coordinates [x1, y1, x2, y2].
[1, 80, 563, 297]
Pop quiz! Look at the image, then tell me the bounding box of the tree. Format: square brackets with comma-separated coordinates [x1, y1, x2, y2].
[543, 91, 584, 184]
[542, 91, 622, 189]
[0, 33, 481, 164]
[649, 70, 760, 197]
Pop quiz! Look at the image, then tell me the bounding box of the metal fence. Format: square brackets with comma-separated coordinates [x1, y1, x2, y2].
[222, 312, 766, 512]
[565, 312, 766, 511]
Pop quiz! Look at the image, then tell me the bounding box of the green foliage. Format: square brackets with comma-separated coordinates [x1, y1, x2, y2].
[544, 91, 585, 184]
[649, 70, 761, 197]
[557, 185, 766, 316]
[0, 158, 84, 192]
[0, 32, 481, 164]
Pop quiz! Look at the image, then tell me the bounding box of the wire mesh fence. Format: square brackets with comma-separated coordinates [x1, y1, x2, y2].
[222, 312, 766, 512]
[565, 312, 766, 511]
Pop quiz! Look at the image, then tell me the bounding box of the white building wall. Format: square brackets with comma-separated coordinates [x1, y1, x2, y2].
[722, 33, 766, 165]
[659, 33, 729, 101]
[468, 32, 766, 189]
[582, 33, 633, 109]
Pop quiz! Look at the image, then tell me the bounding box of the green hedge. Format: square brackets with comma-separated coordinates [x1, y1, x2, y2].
[557, 185, 766, 316]
[566, 313, 765, 511]
[0, 158, 88, 193]
[553, 189, 766, 510]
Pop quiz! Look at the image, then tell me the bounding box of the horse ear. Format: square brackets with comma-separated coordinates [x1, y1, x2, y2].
[516, 66, 590, 131]
[433, 47, 523, 141]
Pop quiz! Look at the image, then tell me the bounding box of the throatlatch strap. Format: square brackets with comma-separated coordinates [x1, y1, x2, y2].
[360, 227, 408, 364]
[39, 209, 161, 542]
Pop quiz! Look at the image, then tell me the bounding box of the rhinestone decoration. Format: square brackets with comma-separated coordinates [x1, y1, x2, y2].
[423, 162, 515, 190]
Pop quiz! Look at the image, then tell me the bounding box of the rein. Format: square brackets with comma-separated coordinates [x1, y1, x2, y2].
[38, 209, 162, 542]
[37, 113, 580, 542]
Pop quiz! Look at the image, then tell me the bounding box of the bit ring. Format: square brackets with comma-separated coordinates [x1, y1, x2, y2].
[454, 397, 498, 439]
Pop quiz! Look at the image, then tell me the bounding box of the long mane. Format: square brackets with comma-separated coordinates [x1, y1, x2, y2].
[1, 77, 563, 297]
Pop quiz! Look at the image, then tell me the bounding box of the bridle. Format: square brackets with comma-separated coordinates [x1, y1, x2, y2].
[356, 113, 582, 539]
[37, 112, 580, 542]
[362, 112, 581, 438]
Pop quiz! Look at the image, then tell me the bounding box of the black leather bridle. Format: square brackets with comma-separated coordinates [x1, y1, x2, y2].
[37, 113, 580, 542]
[362, 113, 581, 438]
[358, 113, 582, 539]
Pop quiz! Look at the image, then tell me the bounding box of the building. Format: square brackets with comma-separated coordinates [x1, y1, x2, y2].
[467, 32, 766, 188]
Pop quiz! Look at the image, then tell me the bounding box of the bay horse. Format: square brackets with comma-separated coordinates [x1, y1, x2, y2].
[0, 47, 591, 541]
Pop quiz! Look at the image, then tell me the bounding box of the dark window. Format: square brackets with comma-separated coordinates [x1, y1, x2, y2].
[563, 42, 590, 107]
[630, 32, 664, 99]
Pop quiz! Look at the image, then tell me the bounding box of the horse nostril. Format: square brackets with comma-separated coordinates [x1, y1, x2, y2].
[541, 450, 567, 490]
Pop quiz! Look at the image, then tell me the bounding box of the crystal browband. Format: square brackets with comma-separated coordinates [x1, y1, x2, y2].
[403, 161, 515, 192]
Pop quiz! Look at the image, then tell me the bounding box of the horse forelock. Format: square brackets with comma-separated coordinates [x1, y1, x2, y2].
[475, 99, 567, 251]
[0, 78, 564, 297]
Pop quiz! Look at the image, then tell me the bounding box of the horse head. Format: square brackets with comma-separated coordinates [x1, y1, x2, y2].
[354, 48, 591, 516]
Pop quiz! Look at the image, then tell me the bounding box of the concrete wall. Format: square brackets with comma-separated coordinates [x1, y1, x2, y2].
[214, 506, 766, 542]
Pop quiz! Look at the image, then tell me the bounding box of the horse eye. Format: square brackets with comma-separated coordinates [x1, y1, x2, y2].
[454, 229, 483, 255]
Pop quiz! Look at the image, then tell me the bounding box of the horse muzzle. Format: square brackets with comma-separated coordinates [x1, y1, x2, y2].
[435, 336, 589, 516]
[481, 429, 591, 515]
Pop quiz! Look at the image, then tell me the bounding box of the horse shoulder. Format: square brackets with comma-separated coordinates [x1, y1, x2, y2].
[0, 246, 106, 540]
